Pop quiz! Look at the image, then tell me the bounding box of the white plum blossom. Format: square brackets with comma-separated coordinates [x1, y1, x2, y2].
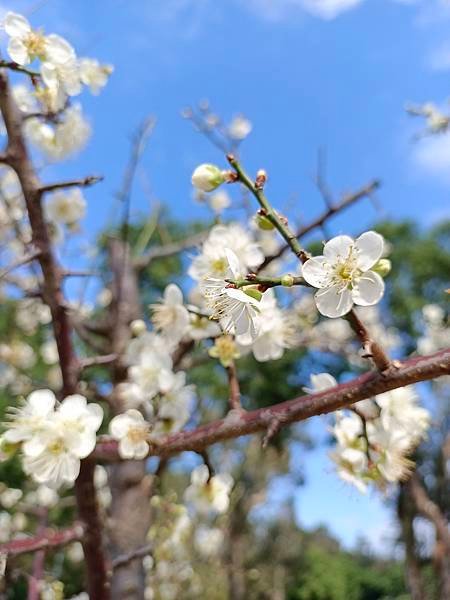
[236, 290, 295, 361]
[302, 231, 386, 318]
[3, 390, 103, 488]
[184, 464, 233, 516]
[228, 114, 252, 140]
[79, 58, 114, 94]
[417, 304, 450, 355]
[46, 188, 86, 227]
[208, 190, 231, 214]
[150, 284, 190, 346]
[3, 12, 75, 66]
[303, 372, 337, 394]
[128, 347, 174, 401]
[188, 223, 263, 281]
[109, 409, 150, 459]
[25, 104, 91, 160]
[194, 525, 224, 557]
[329, 385, 430, 493]
[200, 248, 262, 340]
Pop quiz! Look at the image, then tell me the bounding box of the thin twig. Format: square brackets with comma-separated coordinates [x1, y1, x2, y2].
[0, 524, 83, 557]
[39, 175, 103, 194]
[79, 353, 118, 370]
[111, 543, 153, 570]
[0, 250, 41, 280]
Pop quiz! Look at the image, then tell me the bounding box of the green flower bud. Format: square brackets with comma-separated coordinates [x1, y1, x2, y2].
[243, 287, 263, 302]
[191, 164, 225, 192]
[281, 274, 295, 287]
[373, 258, 391, 278]
[255, 214, 275, 231]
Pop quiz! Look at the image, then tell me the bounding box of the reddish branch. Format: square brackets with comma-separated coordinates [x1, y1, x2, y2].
[0, 523, 83, 556]
[227, 362, 242, 410]
[0, 69, 109, 599]
[95, 347, 450, 461]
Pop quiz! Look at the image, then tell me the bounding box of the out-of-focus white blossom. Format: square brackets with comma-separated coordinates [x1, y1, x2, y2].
[109, 409, 150, 459]
[417, 304, 449, 354]
[329, 385, 430, 493]
[150, 284, 190, 346]
[302, 231, 385, 318]
[303, 372, 337, 394]
[46, 188, 86, 227]
[208, 190, 231, 214]
[228, 114, 252, 140]
[184, 464, 233, 516]
[189, 223, 263, 281]
[4, 390, 103, 488]
[208, 335, 240, 367]
[25, 104, 91, 160]
[194, 525, 224, 557]
[79, 58, 113, 94]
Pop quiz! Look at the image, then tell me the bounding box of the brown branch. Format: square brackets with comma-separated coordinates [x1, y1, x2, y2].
[111, 543, 153, 570]
[94, 347, 450, 461]
[0, 524, 83, 557]
[0, 69, 109, 600]
[256, 179, 380, 272]
[346, 309, 392, 372]
[409, 472, 450, 552]
[226, 361, 242, 411]
[0, 249, 41, 280]
[79, 353, 118, 370]
[38, 175, 103, 194]
[134, 230, 209, 270]
[0, 60, 40, 78]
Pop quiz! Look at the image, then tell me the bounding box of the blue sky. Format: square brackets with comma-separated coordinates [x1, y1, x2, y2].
[3, 0, 450, 553]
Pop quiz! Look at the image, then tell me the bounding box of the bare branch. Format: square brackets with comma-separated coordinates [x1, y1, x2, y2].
[134, 230, 209, 270]
[409, 472, 450, 552]
[0, 249, 41, 280]
[79, 353, 118, 370]
[0, 524, 83, 557]
[111, 543, 153, 570]
[226, 361, 242, 411]
[95, 347, 450, 461]
[39, 175, 103, 195]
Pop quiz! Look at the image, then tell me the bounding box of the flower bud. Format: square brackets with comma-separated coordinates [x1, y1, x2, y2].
[130, 319, 147, 337]
[243, 287, 263, 302]
[191, 164, 225, 192]
[281, 274, 295, 287]
[255, 213, 274, 231]
[372, 258, 391, 277]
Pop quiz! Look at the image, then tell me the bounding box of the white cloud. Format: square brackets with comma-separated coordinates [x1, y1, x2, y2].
[245, 0, 365, 21]
[412, 132, 450, 183]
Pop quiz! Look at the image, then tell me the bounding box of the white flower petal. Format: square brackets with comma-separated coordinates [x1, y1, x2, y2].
[301, 257, 330, 288]
[315, 285, 353, 318]
[27, 389, 56, 415]
[164, 283, 183, 306]
[45, 34, 75, 64]
[109, 414, 131, 439]
[4, 12, 30, 38]
[191, 464, 209, 486]
[7, 38, 29, 65]
[323, 235, 354, 263]
[224, 248, 241, 279]
[355, 231, 384, 271]
[352, 271, 385, 306]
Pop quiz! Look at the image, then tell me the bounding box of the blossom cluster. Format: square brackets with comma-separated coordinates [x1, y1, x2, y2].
[1, 390, 103, 488]
[305, 375, 431, 492]
[2, 11, 112, 160]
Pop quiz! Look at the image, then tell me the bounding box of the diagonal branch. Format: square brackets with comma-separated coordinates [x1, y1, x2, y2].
[94, 347, 450, 462]
[0, 523, 83, 557]
[38, 175, 103, 195]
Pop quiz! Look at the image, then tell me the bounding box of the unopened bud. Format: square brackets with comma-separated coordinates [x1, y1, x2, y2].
[281, 274, 295, 287]
[130, 319, 147, 337]
[191, 164, 225, 192]
[255, 169, 267, 189]
[255, 213, 274, 231]
[243, 287, 263, 302]
[373, 258, 391, 277]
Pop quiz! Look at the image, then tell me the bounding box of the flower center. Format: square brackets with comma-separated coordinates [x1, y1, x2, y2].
[48, 438, 65, 455]
[211, 257, 228, 276]
[127, 426, 147, 444]
[25, 32, 47, 59]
